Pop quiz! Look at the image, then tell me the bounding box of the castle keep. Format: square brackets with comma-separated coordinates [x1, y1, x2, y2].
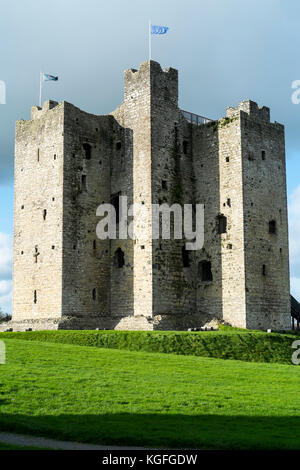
[11, 61, 291, 331]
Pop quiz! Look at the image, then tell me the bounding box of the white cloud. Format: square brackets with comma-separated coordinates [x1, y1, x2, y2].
[0, 232, 12, 280]
[0, 291, 12, 315]
[288, 185, 300, 275]
[291, 277, 300, 301]
[0, 280, 11, 296]
[0, 233, 12, 314]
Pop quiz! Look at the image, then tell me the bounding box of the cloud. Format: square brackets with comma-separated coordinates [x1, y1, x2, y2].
[0, 233, 12, 313]
[291, 277, 300, 300]
[0, 232, 12, 280]
[288, 185, 300, 275]
[0, 280, 11, 296]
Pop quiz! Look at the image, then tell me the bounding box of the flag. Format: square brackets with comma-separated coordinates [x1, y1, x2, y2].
[151, 25, 169, 35]
[43, 74, 58, 81]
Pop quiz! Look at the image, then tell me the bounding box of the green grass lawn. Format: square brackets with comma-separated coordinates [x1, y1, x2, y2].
[0, 338, 299, 449]
[0, 442, 49, 450]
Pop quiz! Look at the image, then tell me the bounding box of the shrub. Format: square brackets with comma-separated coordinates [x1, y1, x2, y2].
[0, 328, 297, 365]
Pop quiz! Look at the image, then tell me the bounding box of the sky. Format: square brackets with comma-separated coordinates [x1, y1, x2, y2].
[0, 0, 300, 313]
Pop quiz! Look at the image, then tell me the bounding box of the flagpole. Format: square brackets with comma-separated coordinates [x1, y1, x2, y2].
[39, 72, 42, 107]
[148, 19, 151, 61]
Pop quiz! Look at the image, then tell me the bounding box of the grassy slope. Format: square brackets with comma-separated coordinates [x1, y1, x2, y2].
[0, 442, 49, 450]
[0, 338, 299, 449]
[0, 327, 298, 364]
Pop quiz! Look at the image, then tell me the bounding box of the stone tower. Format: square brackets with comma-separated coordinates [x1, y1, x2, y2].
[10, 60, 291, 331]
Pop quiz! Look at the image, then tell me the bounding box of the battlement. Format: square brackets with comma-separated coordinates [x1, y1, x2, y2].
[124, 60, 178, 105]
[31, 100, 59, 120]
[226, 100, 270, 122]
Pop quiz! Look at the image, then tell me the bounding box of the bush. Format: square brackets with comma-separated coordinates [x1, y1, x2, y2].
[0, 328, 297, 365]
[0, 309, 11, 323]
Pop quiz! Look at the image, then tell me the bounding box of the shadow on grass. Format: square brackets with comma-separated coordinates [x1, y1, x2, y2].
[0, 412, 299, 450]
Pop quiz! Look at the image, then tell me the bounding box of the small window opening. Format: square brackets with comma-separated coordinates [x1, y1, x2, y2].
[114, 248, 124, 268]
[226, 157, 230, 162]
[217, 215, 227, 234]
[141, 245, 145, 249]
[21, 205, 24, 210]
[227, 198, 231, 207]
[162, 180, 167, 190]
[182, 246, 190, 267]
[43, 209, 47, 220]
[82, 175, 87, 191]
[34, 246, 39, 263]
[116, 141, 122, 151]
[92, 288, 96, 301]
[262, 264, 266, 276]
[83, 143, 92, 160]
[34, 290, 37, 304]
[52, 246, 55, 250]
[198, 261, 213, 282]
[93, 240, 96, 250]
[183, 140, 188, 155]
[37, 148, 40, 162]
[262, 150, 266, 160]
[269, 220, 276, 234]
[111, 193, 120, 223]
[54, 154, 57, 160]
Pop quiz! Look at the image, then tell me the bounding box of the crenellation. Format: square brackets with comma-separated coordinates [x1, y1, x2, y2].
[227, 100, 270, 123]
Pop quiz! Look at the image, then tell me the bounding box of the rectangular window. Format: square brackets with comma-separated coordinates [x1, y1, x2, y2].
[111, 192, 121, 223]
[217, 215, 227, 234]
[82, 175, 87, 191]
[269, 220, 276, 234]
[198, 261, 213, 282]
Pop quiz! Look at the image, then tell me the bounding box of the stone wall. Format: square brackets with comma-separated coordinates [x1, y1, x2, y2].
[111, 62, 152, 320]
[13, 101, 64, 324]
[150, 63, 197, 320]
[239, 107, 290, 329]
[61, 103, 113, 322]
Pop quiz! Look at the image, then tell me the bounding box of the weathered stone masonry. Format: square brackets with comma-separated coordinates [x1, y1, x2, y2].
[8, 60, 290, 331]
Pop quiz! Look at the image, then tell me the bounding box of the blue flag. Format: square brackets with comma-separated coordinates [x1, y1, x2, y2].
[43, 73, 58, 81]
[151, 25, 169, 35]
